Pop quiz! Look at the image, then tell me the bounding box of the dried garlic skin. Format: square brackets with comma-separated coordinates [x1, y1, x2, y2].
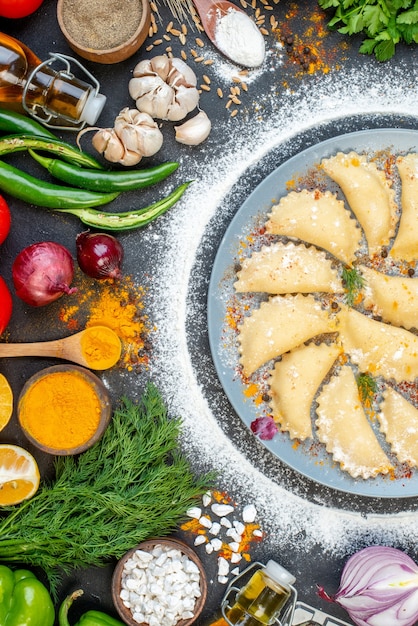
[129, 54, 200, 122]
[92, 107, 163, 166]
[175, 111, 211, 146]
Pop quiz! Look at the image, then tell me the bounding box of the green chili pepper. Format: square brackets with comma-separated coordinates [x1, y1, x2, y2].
[58, 181, 192, 230]
[0, 107, 57, 139]
[0, 134, 103, 169]
[0, 564, 55, 626]
[29, 150, 179, 192]
[59, 590, 124, 626]
[0, 161, 119, 209]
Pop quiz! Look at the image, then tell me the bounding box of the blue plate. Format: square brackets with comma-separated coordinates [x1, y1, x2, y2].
[207, 128, 418, 498]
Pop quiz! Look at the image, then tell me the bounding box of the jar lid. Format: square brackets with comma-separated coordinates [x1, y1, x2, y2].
[264, 560, 296, 586]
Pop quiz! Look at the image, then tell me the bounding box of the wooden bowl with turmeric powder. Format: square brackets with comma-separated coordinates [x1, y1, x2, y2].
[17, 365, 112, 456]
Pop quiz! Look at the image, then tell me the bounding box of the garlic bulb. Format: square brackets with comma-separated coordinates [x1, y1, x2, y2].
[92, 107, 163, 166]
[129, 55, 200, 122]
[175, 111, 212, 146]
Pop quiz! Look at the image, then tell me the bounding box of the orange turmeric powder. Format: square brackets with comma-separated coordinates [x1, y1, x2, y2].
[80, 326, 122, 370]
[59, 273, 151, 372]
[18, 369, 102, 451]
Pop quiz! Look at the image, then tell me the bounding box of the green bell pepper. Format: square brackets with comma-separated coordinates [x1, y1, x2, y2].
[0, 564, 55, 626]
[59, 590, 124, 626]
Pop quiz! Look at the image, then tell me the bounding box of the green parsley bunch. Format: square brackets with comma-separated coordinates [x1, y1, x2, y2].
[318, 0, 418, 61]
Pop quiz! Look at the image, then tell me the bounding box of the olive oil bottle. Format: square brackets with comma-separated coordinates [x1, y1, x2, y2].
[203, 561, 296, 626]
[0, 32, 106, 128]
[231, 561, 295, 625]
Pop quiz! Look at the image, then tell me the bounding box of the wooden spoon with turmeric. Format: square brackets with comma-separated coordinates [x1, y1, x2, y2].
[0, 326, 122, 370]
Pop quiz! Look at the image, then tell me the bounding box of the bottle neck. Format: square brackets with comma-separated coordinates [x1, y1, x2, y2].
[0, 32, 41, 102]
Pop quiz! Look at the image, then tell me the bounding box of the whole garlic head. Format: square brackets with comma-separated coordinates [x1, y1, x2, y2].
[92, 107, 163, 166]
[129, 55, 200, 122]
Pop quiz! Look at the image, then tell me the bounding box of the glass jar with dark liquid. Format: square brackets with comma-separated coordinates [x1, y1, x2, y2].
[0, 32, 106, 129]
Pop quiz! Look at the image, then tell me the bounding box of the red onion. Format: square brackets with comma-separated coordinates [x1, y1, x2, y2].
[318, 546, 418, 626]
[12, 241, 77, 307]
[76, 231, 123, 279]
[250, 416, 278, 440]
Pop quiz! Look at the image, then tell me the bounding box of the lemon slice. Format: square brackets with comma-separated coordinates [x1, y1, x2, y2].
[0, 373, 13, 432]
[0, 444, 40, 505]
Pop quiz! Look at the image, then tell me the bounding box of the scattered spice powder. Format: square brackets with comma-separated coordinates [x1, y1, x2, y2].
[276, 3, 346, 77]
[59, 273, 151, 372]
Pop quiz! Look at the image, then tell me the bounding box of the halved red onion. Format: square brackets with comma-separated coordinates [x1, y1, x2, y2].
[318, 546, 418, 626]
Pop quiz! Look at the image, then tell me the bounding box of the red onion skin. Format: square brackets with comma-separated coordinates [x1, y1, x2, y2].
[12, 241, 77, 307]
[318, 546, 418, 626]
[76, 231, 123, 280]
[250, 416, 278, 440]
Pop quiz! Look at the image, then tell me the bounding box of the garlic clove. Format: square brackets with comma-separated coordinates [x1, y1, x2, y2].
[92, 128, 125, 163]
[130, 110, 155, 126]
[129, 75, 165, 100]
[92, 127, 142, 166]
[132, 58, 154, 78]
[174, 111, 211, 146]
[91, 127, 112, 153]
[134, 125, 163, 157]
[119, 149, 143, 167]
[170, 58, 197, 87]
[150, 54, 171, 81]
[168, 86, 200, 122]
[135, 85, 173, 120]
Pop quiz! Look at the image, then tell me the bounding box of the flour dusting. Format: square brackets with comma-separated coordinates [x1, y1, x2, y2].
[138, 60, 418, 571]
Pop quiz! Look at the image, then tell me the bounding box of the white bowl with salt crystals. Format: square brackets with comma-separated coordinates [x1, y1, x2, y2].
[111, 538, 207, 626]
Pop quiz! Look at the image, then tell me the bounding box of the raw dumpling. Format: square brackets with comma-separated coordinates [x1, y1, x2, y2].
[361, 264, 418, 330]
[321, 151, 397, 256]
[337, 305, 418, 382]
[378, 386, 418, 468]
[265, 189, 361, 265]
[269, 342, 342, 440]
[391, 154, 418, 261]
[238, 293, 335, 377]
[316, 365, 393, 478]
[234, 241, 343, 294]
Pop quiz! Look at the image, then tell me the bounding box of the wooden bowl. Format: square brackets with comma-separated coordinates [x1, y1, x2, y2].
[18, 365, 112, 456]
[112, 538, 207, 626]
[57, 0, 151, 64]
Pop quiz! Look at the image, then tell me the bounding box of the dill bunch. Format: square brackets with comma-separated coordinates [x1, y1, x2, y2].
[357, 373, 378, 405]
[342, 266, 365, 307]
[0, 383, 213, 593]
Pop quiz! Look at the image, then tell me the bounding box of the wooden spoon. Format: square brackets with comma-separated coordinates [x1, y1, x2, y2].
[0, 326, 122, 370]
[191, 0, 265, 66]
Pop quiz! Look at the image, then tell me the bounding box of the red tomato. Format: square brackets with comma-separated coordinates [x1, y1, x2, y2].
[0, 196, 11, 245]
[0, 0, 44, 18]
[0, 276, 12, 335]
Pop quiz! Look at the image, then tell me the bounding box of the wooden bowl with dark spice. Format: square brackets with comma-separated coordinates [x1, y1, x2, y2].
[17, 364, 112, 456]
[57, 0, 151, 64]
